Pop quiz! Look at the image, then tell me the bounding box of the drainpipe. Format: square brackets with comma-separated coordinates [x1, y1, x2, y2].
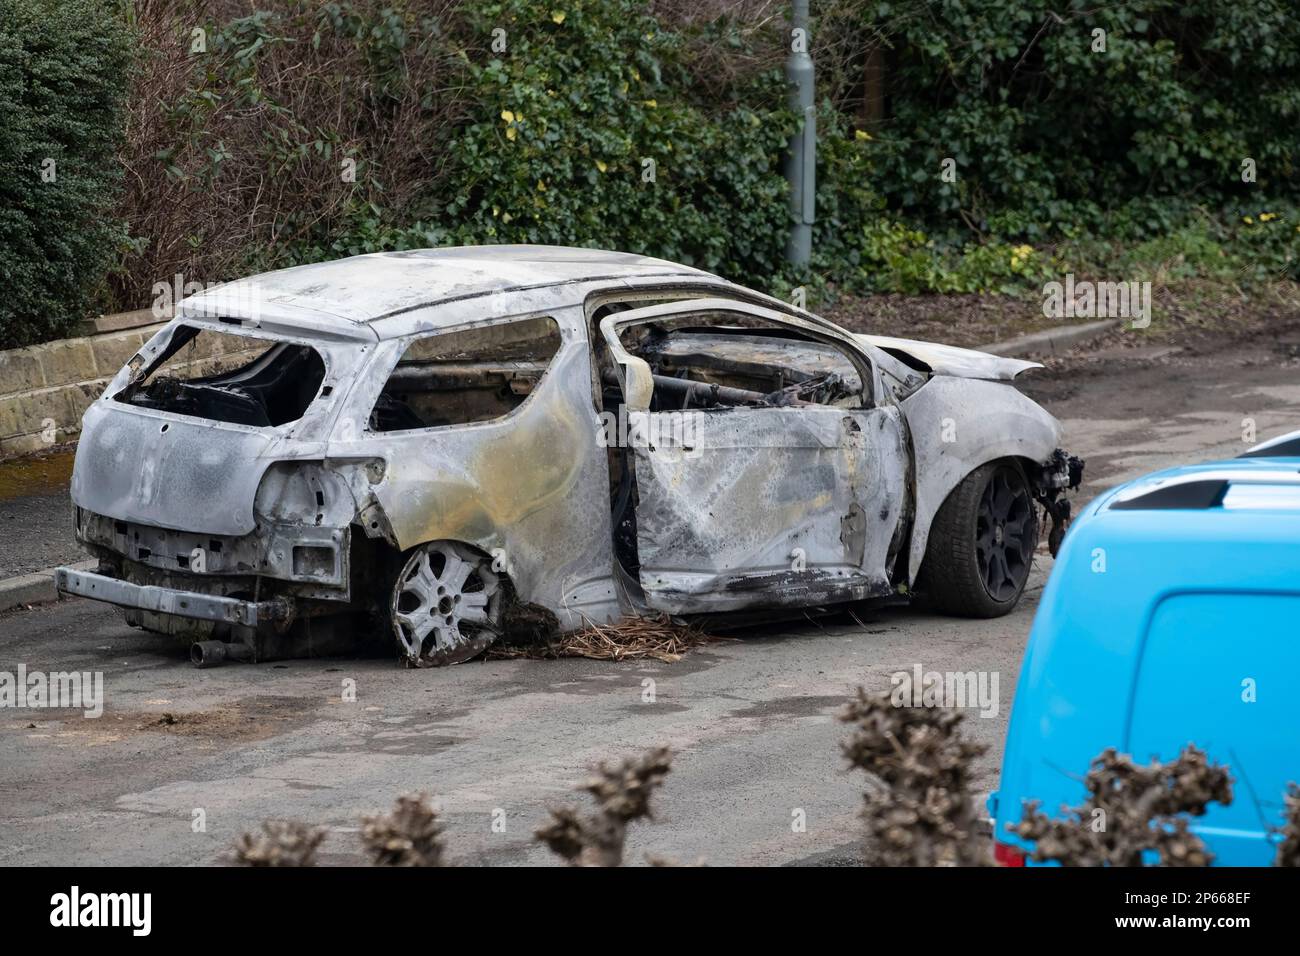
[784, 0, 815, 267]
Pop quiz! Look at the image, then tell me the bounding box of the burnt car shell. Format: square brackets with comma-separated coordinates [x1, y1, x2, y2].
[58, 245, 1082, 666]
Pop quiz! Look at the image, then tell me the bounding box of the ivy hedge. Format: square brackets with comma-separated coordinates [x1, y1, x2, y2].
[0, 0, 131, 349]
[1, 0, 1297, 348]
[849, 0, 1300, 239]
[298, 0, 798, 285]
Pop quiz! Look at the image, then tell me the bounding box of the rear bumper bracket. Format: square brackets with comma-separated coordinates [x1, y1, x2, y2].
[55, 567, 291, 629]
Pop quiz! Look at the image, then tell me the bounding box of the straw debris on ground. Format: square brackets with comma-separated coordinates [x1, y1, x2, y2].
[490, 613, 723, 663]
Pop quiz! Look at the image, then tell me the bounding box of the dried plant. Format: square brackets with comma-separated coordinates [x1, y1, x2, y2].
[535, 748, 674, 866]
[361, 793, 447, 867]
[113, 0, 473, 311]
[839, 688, 988, 866]
[232, 820, 326, 867]
[650, 0, 786, 105]
[1274, 783, 1300, 867]
[490, 614, 723, 663]
[1008, 746, 1233, 867]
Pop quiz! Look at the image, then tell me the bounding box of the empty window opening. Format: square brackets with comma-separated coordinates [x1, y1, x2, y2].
[611, 317, 865, 412]
[371, 316, 562, 432]
[116, 325, 326, 427]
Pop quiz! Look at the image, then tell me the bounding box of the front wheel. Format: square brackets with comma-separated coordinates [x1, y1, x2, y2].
[390, 541, 503, 666]
[918, 461, 1039, 618]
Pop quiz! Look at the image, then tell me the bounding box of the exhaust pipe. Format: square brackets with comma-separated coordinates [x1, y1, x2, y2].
[190, 640, 253, 668]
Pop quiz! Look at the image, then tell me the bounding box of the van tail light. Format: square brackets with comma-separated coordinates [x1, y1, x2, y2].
[994, 842, 1026, 867]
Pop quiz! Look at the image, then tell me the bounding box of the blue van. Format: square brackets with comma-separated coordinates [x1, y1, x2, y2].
[991, 434, 1300, 865]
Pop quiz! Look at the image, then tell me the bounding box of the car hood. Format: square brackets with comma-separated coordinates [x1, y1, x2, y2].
[855, 334, 1041, 381]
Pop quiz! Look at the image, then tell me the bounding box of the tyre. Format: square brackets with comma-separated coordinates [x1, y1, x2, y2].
[918, 460, 1039, 618]
[390, 540, 504, 666]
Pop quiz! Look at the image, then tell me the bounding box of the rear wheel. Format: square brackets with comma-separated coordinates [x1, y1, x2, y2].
[390, 541, 503, 666]
[919, 461, 1038, 618]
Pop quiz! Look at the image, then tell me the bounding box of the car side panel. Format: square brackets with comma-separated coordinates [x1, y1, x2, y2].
[327, 307, 621, 630]
[995, 485, 1300, 865]
[900, 376, 1062, 584]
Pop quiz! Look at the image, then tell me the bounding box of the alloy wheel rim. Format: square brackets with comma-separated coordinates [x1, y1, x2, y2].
[975, 468, 1035, 602]
[392, 542, 501, 665]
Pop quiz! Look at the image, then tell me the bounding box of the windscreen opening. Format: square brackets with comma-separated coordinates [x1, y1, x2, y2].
[116, 325, 326, 427]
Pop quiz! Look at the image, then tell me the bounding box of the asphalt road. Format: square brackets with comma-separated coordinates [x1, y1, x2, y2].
[2, 327, 1298, 866]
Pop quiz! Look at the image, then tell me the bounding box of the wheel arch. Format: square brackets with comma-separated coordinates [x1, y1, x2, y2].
[900, 377, 1061, 586]
[390, 536, 565, 647]
[390, 536, 518, 603]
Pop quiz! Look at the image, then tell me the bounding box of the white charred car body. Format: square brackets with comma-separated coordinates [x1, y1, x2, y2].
[58, 246, 1081, 666]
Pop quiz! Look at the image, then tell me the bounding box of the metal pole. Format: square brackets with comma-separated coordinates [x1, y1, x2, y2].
[784, 0, 815, 267]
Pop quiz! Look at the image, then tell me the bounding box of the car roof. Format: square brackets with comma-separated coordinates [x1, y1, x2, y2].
[178, 245, 711, 336]
[1088, 455, 1300, 513]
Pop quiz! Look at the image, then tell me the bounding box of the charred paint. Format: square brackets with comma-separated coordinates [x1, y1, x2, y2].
[56, 245, 1077, 661]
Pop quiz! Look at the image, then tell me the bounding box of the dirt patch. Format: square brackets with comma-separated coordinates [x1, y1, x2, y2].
[0, 444, 85, 577]
[822, 279, 1300, 350]
[0, 445, 76, 502]
[823, 291, 1046, 348]
[1020, 319, 1300, 413]
[110, 695, 319, 742]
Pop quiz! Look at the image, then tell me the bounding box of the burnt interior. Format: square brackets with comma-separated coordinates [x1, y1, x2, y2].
[118, 326, 326, 427]
[371, 315, 562, 431]
[629, 325, 863, 410]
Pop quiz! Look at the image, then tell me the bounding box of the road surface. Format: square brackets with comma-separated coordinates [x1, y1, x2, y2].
[2, 327, 1297, 865]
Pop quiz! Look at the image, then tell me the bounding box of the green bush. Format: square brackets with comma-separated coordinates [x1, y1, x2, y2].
[844, 0, 1300, 242]
[295, 0, 796, 287]
[810, 108, 1052, 295]
[8, 0, 1296, 346]
[1056, 202, 1300, 284]
[0, 0, 131, 349]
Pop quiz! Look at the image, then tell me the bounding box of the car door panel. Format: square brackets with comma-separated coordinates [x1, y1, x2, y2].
[630, 404, 906, 612]
[598, 297, 909, 614]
